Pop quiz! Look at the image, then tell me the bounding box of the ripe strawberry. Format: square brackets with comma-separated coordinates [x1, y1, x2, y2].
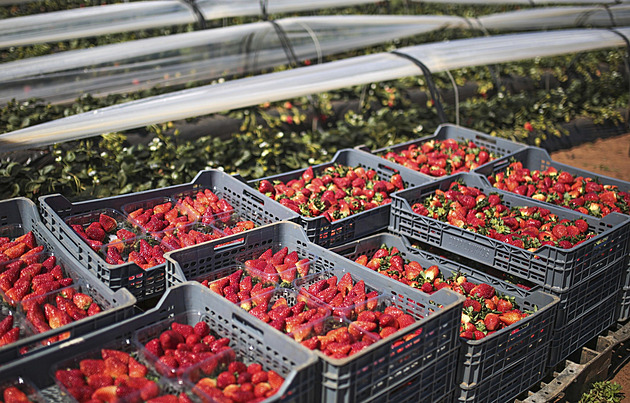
[3, 386, 30, 402]
[128, 356, 148, 378]
[0, 328, 19, 346]
[496, 299, 513, 313]
[85, 222, 106, 242]
[193, 322, 210, 338]
[469, 283, 495, 299]
[216, 371, 237, 389]
[171, 322, 194, 338]
[91, 385, 118, 402]
[73, 293, 93, 310]
[87, 374, 114, 389]
[87, 303, 102, 316]
[396, 314, 415, 329]
[499, 311, 523, 326]
[80, 358, 105, 377]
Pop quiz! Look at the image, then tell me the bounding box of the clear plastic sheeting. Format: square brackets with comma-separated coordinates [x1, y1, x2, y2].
[0, 15, 464, 105]
[1, 27, 628, 151]
[4, 6, 630, 105]
[0, 0, 381, 49]
[412, 0, 629, 4]
[473, 5, 630, 30]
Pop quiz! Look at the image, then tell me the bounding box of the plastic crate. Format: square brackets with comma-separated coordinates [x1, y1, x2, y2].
[390, 173, 630, 292]
[166, 222, 465, 403]
[0, 198, 136, 366]
[548, 290, 621, 367]
[38, 169, 297, 301]
[546, 257, 626, 367]
[474, 146, 630, 321]
[0, 282, 318, 402]
[165, 222, 323, 288]
[331, 233, 558, 401]
[247, 149, 432, 247]
[368, 124, 527, 181]
[620, 286, 630, 322]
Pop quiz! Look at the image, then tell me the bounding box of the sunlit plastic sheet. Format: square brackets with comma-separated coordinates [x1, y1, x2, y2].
[0, 15, 464, 105]
[1, 27, 628, 152]
[4, 6, 630, 105]
[0, 0, 382, 49]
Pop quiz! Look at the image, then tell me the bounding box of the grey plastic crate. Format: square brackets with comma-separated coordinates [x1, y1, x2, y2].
[621, 286, 630, 322]
[474, 146, 630, 321]
[390, 173, 630, 292]
[548, 290, 620, 367]
[165, 222, 465, 403]
[247, 149, 432, 248]
[0, 282, 317, 402]
[38, 169, 297, 302]
[331, 233, 558, 401]
[368, 124, 527, 181]
[0, 198, 136, 366]
[0, 282, 319, 403]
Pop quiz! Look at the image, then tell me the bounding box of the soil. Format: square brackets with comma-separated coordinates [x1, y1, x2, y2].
[549, 133, 630, 399]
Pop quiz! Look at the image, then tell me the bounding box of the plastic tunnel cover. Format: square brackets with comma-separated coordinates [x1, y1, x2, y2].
[0, 15, 465, 105]
[0, 27, 628, 151]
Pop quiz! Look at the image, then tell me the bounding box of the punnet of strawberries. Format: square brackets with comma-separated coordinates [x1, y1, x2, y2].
[296, 272, 380, 321]
[411, 181, 596, 251]
[380, 138, 497, 177]
[257, 164, 406, 222]
[488, 161, 630, 218]
[139, 320, 287, 402]
[354, 245, 529, 341]
[54, 345, 193, 403]
[292, 307, 422, 359]
[201, 246, 313, 304]
[20, 288, 103, 345]
[1, 252, 76, 306]
[240, 289, 329, 336]
[0, 230, 45, 272]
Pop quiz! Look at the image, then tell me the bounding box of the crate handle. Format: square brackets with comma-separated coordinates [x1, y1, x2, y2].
[333, 245, 357, 257]
[242, 189, 265, 206]
[490, 159, 510, 173]
[215, 237, 246, 251]
[377, 163, 400, 174]
[475, 134, 496, 144]
[232, 312, 264, 336]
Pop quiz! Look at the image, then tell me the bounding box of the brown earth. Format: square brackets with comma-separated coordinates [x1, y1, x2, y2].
[550, 133, 630, 400]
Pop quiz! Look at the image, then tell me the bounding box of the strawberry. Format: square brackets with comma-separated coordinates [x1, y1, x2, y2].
[91, 385, 119, 402]
[73, 293, 93, 310]
[99, 214, 118, 232]
[171, 322, 194, 338]
[145, 339, 164, 357]
[87, 303, 102, 316]
[80, 358, 105, 377]
[15, 232, 36, 249]
[469, 283, 495, 299]
[484, 313, 500, 331]
[0, 328, 19, 346]
[85, 222, 106, 242]
[499, 311, 523, 326]
[3, 386, 30, 402]
[193, 322, 210, 338]
[128, 356, 148, 378]
[104, 357, 128, 378]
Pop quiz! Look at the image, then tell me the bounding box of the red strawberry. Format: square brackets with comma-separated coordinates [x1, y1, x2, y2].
[194, 322, 210, 338]
[469, 283, 495, 299]
[484, 313, 500, 331]
[101, 349, 130, 364]
[80, 358, 105, 377]
[0, 328, 19, 346]
[73, 293, 93, 310]
[499, 311, 523, 326]
[87, 303, 102, 316]
[496, 299, 513, 313]
[99, 214, 118, 232]
[171, 322, 194, 338]
[104, 357, 128, 378]
[128, 356, 148, 378]
[145, 339, 164, 357]
[15, 232, 36, 249]
[55, 369, 87, 388]
[3, 386, 30, 402]
[85, 222, 106, 242]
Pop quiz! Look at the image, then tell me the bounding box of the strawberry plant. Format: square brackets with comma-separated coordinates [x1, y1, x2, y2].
[354, 245, 527, 341]
[411, 181, 596, 250]
[488, 161, 630, 218]
[257, 164, 405, 221]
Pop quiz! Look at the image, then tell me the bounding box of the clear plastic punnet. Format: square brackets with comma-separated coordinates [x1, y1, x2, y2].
[1, 27, 628, 152]
[0, 0, 382, 49]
